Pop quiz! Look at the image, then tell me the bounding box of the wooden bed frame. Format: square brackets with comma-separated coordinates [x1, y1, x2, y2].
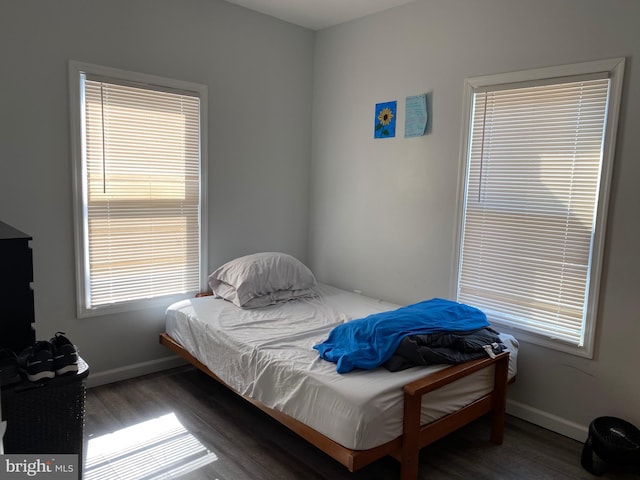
[160, 332, 510, 480]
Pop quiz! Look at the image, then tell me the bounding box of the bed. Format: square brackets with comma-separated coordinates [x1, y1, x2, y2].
[159, 253, 518, 480]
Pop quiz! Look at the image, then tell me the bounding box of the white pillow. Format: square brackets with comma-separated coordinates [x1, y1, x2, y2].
[208, 252, 317, 308]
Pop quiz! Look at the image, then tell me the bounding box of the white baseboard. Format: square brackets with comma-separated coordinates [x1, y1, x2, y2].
[507, 398, 588, 442]
[86, 355, 187, 388]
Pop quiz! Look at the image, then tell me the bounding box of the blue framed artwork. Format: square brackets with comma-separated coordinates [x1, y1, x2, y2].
[374, 101, 396, 139]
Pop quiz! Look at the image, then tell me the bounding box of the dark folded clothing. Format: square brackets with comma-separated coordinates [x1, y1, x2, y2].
[383, 327, 505, 372]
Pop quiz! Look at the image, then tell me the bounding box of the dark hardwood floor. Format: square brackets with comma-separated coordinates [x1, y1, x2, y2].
[84, 366, 639, 480]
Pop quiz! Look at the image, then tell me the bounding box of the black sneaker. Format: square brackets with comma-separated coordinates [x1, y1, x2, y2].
[0, 348, 22, 386]
[18, 341, 55, 381]
[50, 332, 79, 376]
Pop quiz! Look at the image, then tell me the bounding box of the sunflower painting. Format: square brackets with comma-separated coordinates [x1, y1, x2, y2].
[374, 101, 397, 138]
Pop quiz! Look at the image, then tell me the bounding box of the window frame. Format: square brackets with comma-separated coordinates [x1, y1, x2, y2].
[452, 58, 625, 357]
[69, 61, 208, 318]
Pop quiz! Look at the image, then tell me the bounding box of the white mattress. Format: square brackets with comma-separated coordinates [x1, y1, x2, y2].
[165, 284, 518, 450]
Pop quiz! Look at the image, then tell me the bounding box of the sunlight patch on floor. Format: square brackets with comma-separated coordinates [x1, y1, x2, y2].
[85, 412, 217, 479]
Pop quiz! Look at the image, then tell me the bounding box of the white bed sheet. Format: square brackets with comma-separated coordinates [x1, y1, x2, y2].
[165, 283, 518, 450]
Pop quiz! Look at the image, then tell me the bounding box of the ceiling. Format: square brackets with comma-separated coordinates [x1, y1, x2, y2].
[223, 0, 416, 30]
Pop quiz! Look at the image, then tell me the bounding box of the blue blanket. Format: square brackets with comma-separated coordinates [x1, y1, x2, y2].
[313, 298, 488, 373]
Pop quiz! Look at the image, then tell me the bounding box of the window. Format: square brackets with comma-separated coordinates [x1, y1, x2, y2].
[70, 62, 208, 317]
[454, 58, 625, 357]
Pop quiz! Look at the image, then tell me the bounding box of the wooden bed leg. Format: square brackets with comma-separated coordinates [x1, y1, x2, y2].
[490, 353, 509, 444]
[401, 391, 421, 480]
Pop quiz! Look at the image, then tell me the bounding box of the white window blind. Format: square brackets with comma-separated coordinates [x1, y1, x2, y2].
[456, 59, 624, 356]
[77, 71, 203, 312]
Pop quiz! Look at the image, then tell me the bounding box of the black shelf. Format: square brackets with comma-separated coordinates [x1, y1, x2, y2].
[0, 221, 36, 354]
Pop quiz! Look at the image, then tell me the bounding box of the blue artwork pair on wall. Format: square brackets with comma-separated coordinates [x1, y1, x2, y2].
[374, 94, 428, 139]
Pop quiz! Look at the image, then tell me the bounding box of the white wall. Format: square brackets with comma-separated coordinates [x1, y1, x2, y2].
[309, 0, 640, 439]
[0, 0, 314, 384]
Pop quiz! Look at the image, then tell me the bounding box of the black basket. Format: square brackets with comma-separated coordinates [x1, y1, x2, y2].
[1, 358, 89, 464]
